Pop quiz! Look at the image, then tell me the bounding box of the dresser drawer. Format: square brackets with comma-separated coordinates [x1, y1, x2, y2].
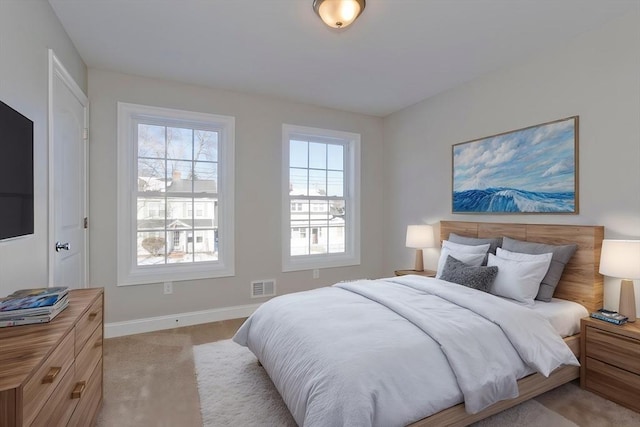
[76, 324, 103, 385]
[67, 359, 103, 427]
[30, 359, 80, 427]
[22, 331, 74, 426]
[585, 357, 640, 413]
[585, 326, 640, 375]
[75, 297, 103, 356]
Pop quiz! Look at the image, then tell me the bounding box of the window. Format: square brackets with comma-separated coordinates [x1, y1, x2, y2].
[117, 103, 235, 285]
[282, 124, 360, 271]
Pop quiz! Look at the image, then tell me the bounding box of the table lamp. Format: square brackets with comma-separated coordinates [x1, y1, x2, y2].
[406, 225, 435, 272]
[599, 239, 640, 322]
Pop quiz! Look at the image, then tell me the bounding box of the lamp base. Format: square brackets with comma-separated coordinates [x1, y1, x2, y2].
[414, 249, 424, 272]
[619, 279, 636, 322]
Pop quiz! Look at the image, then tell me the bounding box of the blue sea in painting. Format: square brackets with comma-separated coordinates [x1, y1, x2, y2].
[453, 188, 575, 213]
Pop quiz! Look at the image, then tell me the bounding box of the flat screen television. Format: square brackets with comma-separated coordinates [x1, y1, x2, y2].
[0, 100, 34, 240]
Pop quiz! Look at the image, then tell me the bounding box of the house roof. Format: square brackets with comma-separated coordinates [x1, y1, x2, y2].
[138, 177, 217, 194]
[138, 219, 215, 231]
[168, 178, 217, 194]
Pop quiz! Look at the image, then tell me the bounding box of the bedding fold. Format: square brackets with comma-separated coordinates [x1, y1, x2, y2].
[385, 276, 580, 376]
[335, 279, 577, 413]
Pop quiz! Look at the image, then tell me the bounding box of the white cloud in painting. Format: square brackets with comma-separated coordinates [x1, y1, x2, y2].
[456, 167, 493, 191]
[484, 140, 518, 167]
[530, 119, 574, 145]
[454, 141, 486, 167]
[542, 158, 573, 177]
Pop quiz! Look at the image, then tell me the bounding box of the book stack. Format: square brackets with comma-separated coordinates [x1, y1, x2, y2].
[590, 308, 628, 325]
[0, 287, 69, 327]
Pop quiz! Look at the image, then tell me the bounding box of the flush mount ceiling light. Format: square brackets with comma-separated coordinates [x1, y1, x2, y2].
[313, 0, 366, 29]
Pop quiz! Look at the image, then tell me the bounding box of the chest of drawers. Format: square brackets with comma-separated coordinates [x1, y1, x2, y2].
[580, 316, 640, 413]
[0, 288, 104, 426]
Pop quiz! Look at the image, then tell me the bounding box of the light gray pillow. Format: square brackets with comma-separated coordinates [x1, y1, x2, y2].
[440, 255, 498, 293]
[448, 233, 503, 255]
[449, 233, 502, 267]
[502, 236, 578, 302]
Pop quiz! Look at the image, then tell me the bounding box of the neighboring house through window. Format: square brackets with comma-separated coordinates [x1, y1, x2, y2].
[117, 103, 234, 285]
[282, 124, 360, 271]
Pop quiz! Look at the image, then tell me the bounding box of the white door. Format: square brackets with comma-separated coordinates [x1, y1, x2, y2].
[49, 50, 88, 288]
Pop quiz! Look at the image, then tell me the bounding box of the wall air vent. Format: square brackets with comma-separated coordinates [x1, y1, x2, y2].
[251, 279, 276, 298]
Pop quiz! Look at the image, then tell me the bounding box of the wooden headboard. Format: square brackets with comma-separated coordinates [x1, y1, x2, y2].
[440, 221, 604, 313]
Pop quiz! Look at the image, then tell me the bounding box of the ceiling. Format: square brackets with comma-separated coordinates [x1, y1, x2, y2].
[48, 0, 638, 117]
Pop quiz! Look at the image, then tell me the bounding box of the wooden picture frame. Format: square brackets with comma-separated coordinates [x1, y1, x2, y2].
[452, 116, 578, 214]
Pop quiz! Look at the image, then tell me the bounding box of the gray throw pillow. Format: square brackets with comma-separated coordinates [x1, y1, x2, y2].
[440, 255, 498, 293]
[502, 236, 578, 302]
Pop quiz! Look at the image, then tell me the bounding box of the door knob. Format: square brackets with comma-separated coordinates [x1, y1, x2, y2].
[55, 242, 70, 252]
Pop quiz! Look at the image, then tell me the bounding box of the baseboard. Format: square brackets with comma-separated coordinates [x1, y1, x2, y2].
[104, 303, 261, 338]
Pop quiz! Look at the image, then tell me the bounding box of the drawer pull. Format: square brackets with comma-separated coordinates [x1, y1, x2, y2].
[71, 381, 86, 399]
[41, 366, 62, 384]
[94, 339, 103, 348]
[89, 312, 98, 320]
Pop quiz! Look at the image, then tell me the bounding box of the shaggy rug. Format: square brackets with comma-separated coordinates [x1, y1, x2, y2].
[193, 340, 582, 427]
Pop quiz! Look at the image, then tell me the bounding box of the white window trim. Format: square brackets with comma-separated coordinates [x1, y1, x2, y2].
[282, 124, 361, 272]
[117, 102, 235, 286]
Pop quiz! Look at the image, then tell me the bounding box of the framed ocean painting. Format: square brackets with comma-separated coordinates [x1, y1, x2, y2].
[452, 116, 578, 214]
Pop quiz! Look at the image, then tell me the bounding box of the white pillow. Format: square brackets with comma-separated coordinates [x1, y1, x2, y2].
[436, 241, 490, 278]
[496, 247, 554, 264]
[487, 253, 553, 306]
[442, 240, 491, 254]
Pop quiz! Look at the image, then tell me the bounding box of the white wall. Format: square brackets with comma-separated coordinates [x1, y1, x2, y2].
[88, 69, 385, 323]
[383, 12, 640, 311]
[0, 0, 86, 296]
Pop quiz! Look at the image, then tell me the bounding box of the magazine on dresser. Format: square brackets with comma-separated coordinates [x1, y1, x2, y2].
[0, 287, 69, 323]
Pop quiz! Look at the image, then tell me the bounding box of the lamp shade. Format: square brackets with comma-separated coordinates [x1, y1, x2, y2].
[599, 239, 640, 279]
[406, 225, 435, 249]
[313, 0, 365, 29]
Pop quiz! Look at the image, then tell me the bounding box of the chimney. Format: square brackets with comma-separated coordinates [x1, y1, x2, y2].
[172, 170, 181, 181]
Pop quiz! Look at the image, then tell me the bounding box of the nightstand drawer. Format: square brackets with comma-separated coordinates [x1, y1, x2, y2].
[585, 357, 640, 413]
[585, 326, 640, 375]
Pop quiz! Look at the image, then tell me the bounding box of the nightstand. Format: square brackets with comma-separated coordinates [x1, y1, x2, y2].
[394, 269, 436, 278]
[580, 317, 640, 413]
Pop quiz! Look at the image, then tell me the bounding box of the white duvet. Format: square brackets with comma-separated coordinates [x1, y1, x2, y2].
[233, 276, 578, 427]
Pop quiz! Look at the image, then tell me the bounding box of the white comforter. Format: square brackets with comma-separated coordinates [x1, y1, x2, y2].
[232, 276, 578, 427]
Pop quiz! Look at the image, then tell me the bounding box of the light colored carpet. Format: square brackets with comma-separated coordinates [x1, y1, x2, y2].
[193, 340, 580, 427]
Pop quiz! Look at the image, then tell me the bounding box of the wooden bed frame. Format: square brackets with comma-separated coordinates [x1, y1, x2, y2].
[409, 220, 604, 427]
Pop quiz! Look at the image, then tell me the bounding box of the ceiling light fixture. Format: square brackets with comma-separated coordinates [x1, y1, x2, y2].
[313, 0, 366, 29]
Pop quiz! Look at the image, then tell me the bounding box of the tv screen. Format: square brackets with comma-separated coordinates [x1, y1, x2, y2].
[0, 100, 34, 240]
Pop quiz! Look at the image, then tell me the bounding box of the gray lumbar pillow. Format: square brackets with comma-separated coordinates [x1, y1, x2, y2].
[440, 255, 498, 293]
[502, 236, 578, 302]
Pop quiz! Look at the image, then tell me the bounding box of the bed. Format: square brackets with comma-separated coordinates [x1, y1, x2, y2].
[233, 221, 604, 426]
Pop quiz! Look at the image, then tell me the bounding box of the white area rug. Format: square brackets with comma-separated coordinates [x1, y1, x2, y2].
[194, 339, 297, 427]
[193, 340, 578, 427]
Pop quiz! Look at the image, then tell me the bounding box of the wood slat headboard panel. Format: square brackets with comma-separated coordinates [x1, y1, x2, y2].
[440, 221, 604, 313]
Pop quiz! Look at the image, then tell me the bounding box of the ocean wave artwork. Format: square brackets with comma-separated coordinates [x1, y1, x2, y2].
[452, 117, 578, 214]
[453, 188, 575, 213]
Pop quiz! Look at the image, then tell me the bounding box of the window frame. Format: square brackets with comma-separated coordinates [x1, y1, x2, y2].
[281, 124, 360, 272]
[117, 102, 235, 286]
